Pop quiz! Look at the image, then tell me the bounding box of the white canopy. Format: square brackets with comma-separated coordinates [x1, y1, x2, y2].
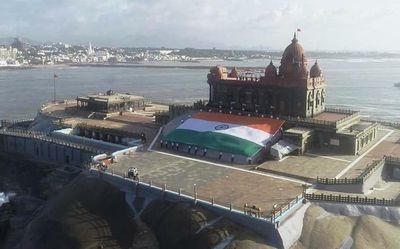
[270, 139, 297, 160]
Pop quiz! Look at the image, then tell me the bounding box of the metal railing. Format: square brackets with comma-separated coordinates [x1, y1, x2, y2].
[361, 118, 400, 129]
[317, 157, 387, 186]
[384, 156, 400, 165]
[0, 128, 107, 154]
[0, 119, 35, 128]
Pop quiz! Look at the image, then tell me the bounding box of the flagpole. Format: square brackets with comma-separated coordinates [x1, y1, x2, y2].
[53, 73, 56, 103]
[296, 28, 301, 39]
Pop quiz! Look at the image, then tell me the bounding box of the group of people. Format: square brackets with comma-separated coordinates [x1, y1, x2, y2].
[159, 139, 253, 164]
[160, 140, 209, 156]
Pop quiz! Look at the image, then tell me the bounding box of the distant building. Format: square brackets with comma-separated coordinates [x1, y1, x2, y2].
[88, 42, 94, 55]
[76, 90, 145, 114]
[0, 46, 19, 66]
[95, 50, 109, 62]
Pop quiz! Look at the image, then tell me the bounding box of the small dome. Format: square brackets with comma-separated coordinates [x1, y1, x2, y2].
[228, 67, 239, 78]
[265, 61, 277, 78]
[216, 65, 227, 76]
[279, 33, 308, 76]
[310, 60, 322, 78]
[208, 65, 228, 79]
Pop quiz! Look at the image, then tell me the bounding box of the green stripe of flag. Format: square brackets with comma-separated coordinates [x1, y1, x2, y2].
[164, 129, 262, 157]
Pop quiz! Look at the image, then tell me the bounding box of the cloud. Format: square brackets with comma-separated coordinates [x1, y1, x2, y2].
[1, 0, 400, 51]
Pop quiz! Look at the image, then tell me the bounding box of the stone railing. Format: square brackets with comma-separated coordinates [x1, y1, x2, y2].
[324, 107, 358, 115]
[0, 128, 107, 154]
[361, 118, 400, 129]
[282, 115, 336, 127]
[304, 192, 398, 206]
[317, 158, 386, 185]
[316, 177, 363, 185]
[0, 119, 35, 129]
[385, 156, 400, 165]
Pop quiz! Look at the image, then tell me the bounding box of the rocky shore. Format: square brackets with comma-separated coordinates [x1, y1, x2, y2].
[0, 158, 273, 249]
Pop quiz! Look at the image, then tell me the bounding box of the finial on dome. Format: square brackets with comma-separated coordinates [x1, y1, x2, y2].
[269, 60, 274, 65]
[292, 32, 298, 43]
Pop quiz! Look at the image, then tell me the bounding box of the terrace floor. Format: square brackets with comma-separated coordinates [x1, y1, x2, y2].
[313, 112, 349, 122]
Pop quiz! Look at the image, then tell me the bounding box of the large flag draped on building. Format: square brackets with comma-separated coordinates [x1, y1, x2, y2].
[164, 112, 284, 157]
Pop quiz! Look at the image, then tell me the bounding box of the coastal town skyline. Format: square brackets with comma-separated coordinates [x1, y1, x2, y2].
[2, 0, 400, 51]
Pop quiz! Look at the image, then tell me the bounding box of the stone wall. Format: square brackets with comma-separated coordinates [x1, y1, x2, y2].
[0, 133, 94, 167]
[92, 169, 286, 249]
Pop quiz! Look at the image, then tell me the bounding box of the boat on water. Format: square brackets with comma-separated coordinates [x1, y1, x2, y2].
[395, 82, 400, 87]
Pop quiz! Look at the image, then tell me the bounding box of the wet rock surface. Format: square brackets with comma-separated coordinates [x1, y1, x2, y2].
[15, 175, 146, 249]
[140, 199, 273, 249]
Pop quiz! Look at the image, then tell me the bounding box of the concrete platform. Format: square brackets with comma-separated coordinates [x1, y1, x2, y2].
[108, 150, 303, 215]
[257, 154, 349, 181]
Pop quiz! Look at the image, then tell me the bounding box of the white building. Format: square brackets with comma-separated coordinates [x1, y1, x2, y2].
[0, 47, 19, 66]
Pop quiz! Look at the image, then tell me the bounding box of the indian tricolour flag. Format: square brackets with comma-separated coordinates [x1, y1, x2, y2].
[164, 112, 284, 157]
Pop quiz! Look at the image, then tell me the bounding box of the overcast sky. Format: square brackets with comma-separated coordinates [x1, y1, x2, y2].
[1, 0, 399, 51]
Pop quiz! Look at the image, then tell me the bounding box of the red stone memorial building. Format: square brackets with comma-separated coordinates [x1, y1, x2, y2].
[207, 33, 325, 118]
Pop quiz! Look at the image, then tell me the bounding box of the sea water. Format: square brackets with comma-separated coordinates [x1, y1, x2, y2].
[0, 58, 399, 122]
[0, 192, 9, 207]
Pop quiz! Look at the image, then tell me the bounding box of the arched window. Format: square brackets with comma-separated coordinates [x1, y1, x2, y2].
[307, 92, 313, 110]
[316, 91, 321, 106]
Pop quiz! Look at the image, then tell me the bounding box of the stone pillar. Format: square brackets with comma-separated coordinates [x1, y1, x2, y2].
[245, 91, 252, 107]
[210, 86, 215, 103]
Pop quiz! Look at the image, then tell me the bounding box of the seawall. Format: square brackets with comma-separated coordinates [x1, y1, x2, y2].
[89, 169, 286, 249]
